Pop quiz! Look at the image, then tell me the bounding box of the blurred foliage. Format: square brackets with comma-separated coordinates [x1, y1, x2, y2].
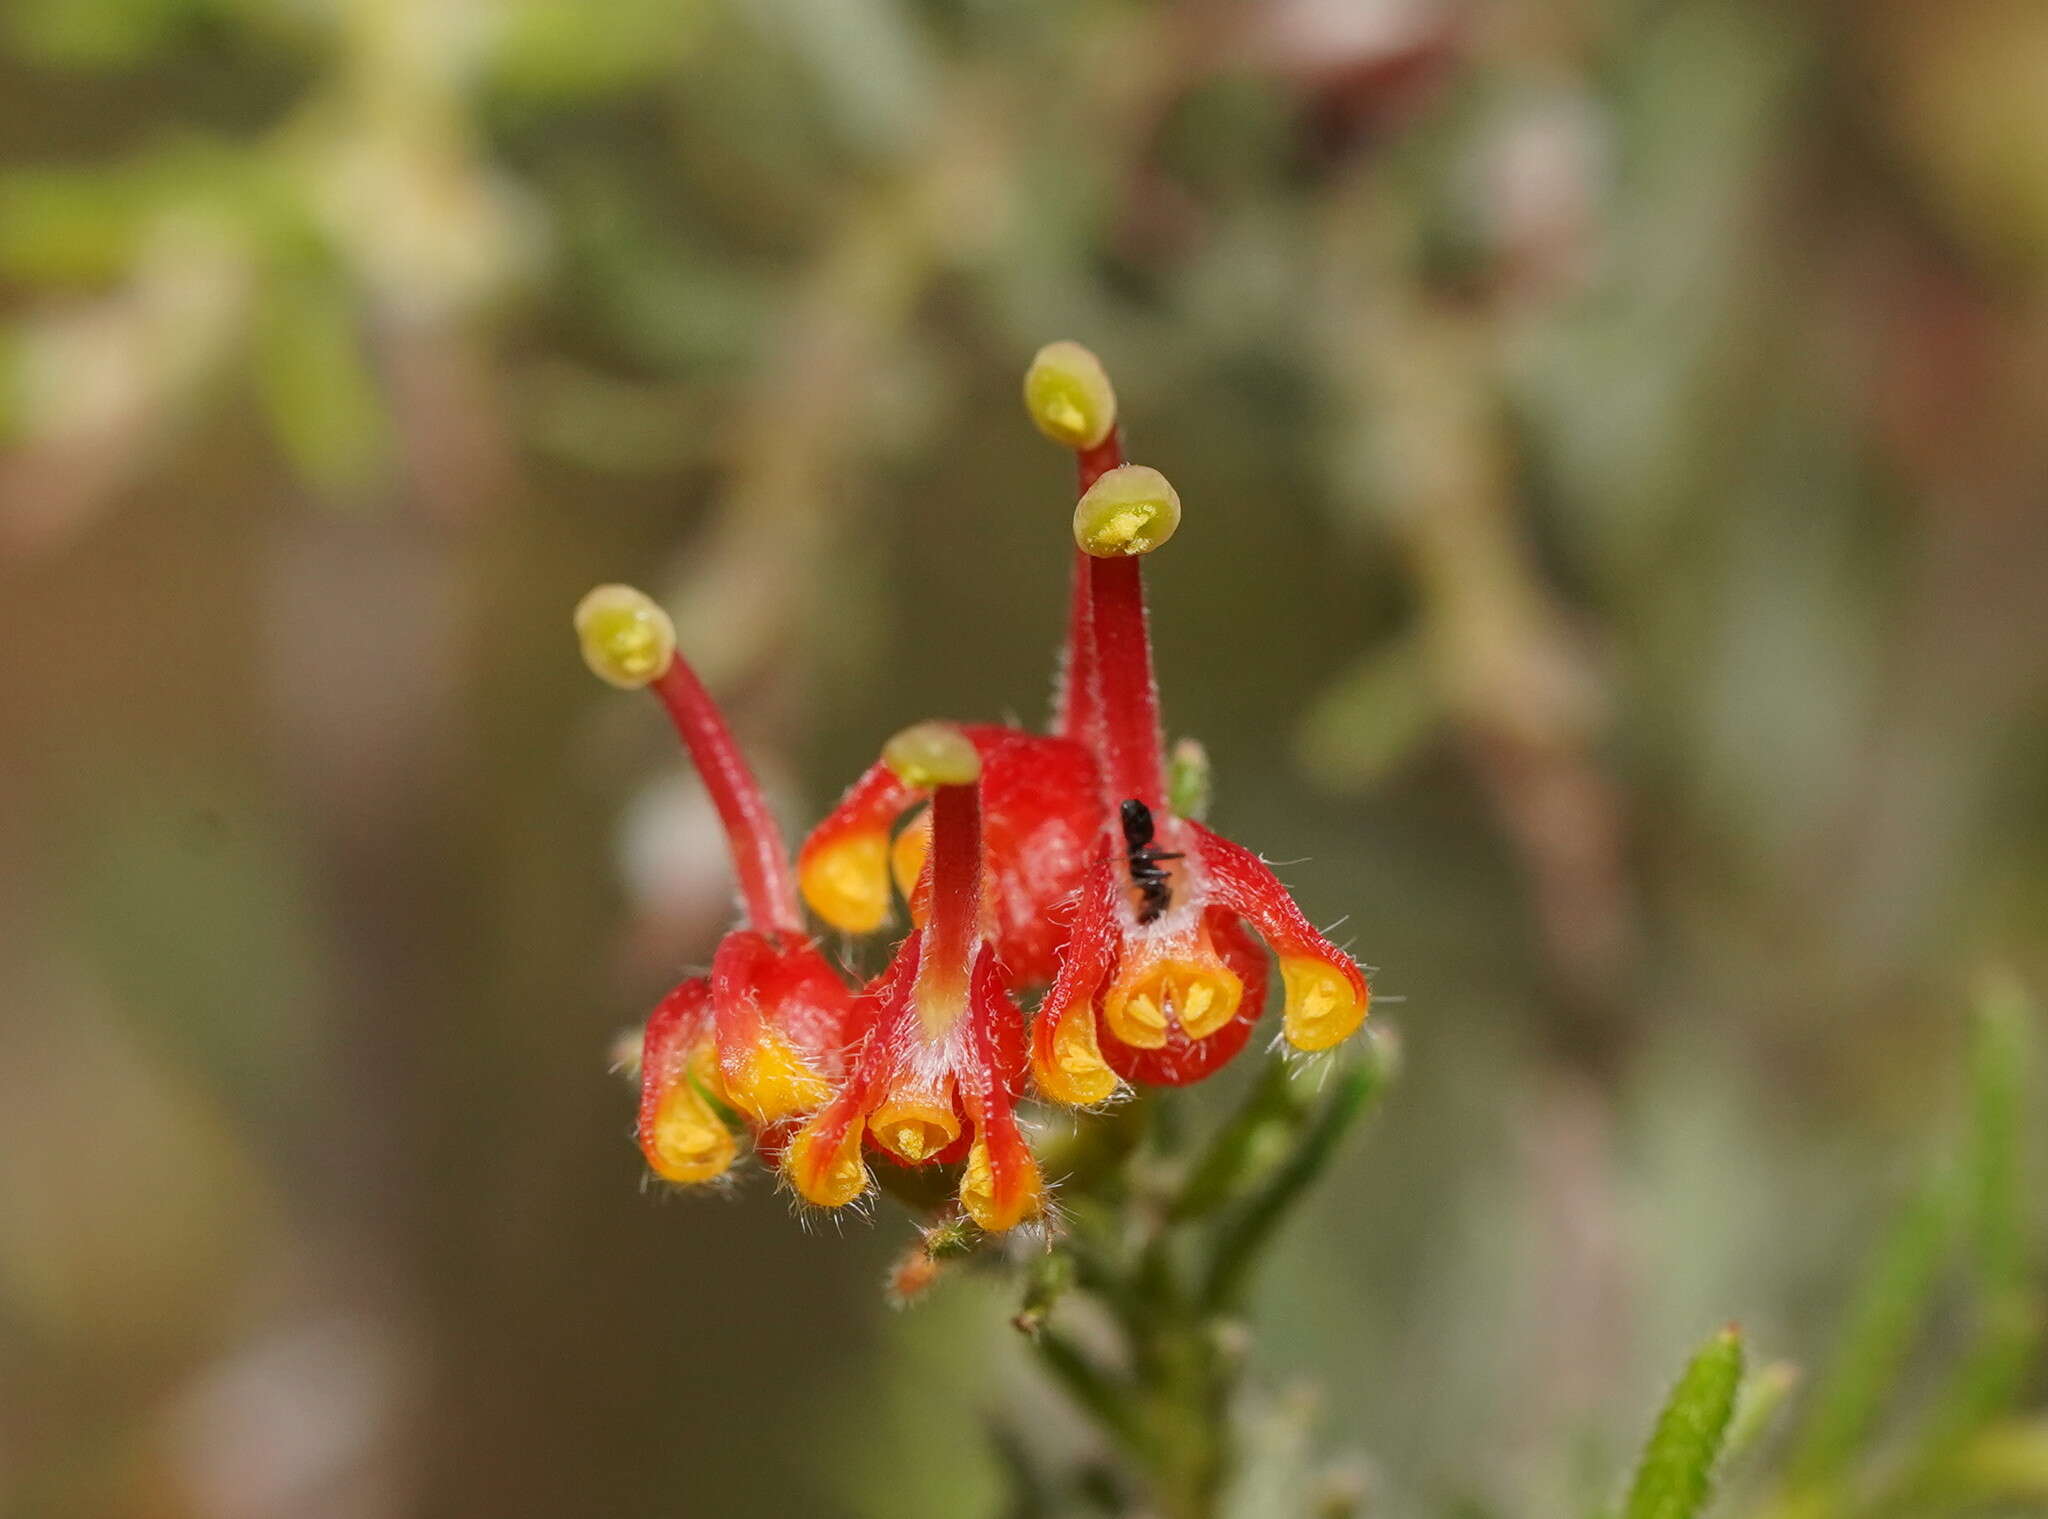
[2, 0, 2047, 1516]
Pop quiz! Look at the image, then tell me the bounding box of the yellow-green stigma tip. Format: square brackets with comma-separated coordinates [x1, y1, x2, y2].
[575, 584, 676, 689]
[883, 721, 982, 788]
[1074, 465, 1181, 557]
[1023, 340, 1118, 451]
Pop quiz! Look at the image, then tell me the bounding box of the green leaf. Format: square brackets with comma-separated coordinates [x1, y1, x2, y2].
[1870, 980, 2045, 1512]
[1950, 1418, 2048, 1506]
[1622, 1326, 1746, 1519]
[1199, 1033, 1393, 1311]
[3, 0, 208, 67]
[1785, 1174, 1956, 1486]
[251, 274, 390, 497]
[487, 0, 707, 101]
[1168, 1052, 1303, 1223]
[1723, 1360, 1800, 1465]
[1963, 972, 2033, 1298]
[0, 167, 151, 284]
[1031, 1328, 1148, 1461]
[1293, 636, 1443, 794]
[1887, 1291, 2044, 1510]
[1012, 1251, 1076, 1337]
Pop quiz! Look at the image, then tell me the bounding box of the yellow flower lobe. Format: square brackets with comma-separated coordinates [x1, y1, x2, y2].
[799, 830, 893, 934]
[1279, 956, 1367, 1051]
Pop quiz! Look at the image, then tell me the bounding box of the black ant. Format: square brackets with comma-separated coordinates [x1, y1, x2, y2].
[1119, 799, 1183, 924]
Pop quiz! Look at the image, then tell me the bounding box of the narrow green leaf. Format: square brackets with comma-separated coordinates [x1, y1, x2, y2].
[1032, 1329, 1148, 1460]
[1949, 1418, 2048, 1506]
[1169, 1053, 1303, 1223]
[251, 275, 390, 497]
[1622, 1326, 1746, 1519]
[1013, 1251, 1076, 1337]
[986, 1418, 1054, 1519]
[1865, 980, 2044, 1512]
[1963, 972, 2033, 1298]
[0, 166, 151, 283]
[1293, 636, 1443, 794]
[1723, 1360, 1800, 1465]
[1200, 1035, 1391, 1311]
[1786, 1176, 1956, 1485]
[1881, 1292, 2044, 1513]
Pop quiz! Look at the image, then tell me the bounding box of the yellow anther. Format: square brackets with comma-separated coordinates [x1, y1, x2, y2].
[1102, 934, 1244, 1048]
[868, 1096, 960, 1164]
[960, 1133, 1045, 1233]
[1036, 1008, 1120, 1107]
[1112, 990, 1169, 1048]
[723, 1029, 830, 1123]
[1074, 466, 1181, 558]
[785, 1118, 868, 1208]
[644, 1077, 738, 1184]
[574, 584, 676, 689]
[1023, 340, 1118, 451]
[1279, 957, 1367, 1051]
[882, 722, 982, 789]
[1180, 978, 1219, 1032]
[799, 831, 893, 934]
[1177, 969, 1243, 1040]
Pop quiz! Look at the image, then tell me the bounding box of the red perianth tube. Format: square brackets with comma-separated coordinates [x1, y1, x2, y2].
[921, 781, 984, 988]
[650, 658, 804, 940]
[1056, 427, 1125, 747]
[1076, 430, 1125, 494]
[1087, 551, 1165, 813]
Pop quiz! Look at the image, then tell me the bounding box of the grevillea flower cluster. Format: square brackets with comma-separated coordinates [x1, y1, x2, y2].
[576, 342, 1369, 1234]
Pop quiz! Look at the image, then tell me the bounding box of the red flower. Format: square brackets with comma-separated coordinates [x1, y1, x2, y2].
[785, 725, 1044, 1231]
[589, 339, 1371, 1209]
[790, 345, 1138, 981]
[1021, 393, 1370, 1106]
[576, 587, 863, 1184]
[797, 725, 1100, 987]
[632, 979, 730, 1183]
[1033, 813, 1365, 1105]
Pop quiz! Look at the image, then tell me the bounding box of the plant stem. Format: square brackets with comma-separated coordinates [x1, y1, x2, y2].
[1203, 1055, 1386, 1312]
[1019, 1047, 1392, 1516]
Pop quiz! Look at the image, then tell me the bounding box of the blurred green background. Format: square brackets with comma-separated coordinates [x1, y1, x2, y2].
[3, 0, 2046, 1515]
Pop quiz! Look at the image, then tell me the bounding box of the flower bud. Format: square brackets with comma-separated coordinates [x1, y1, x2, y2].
[1167, 737, 1213, 821]
[1023, 340, 1118, 450]
[575, 584, 675, 689]
[1074, 465, 1181, 558]
[882, 722, 982, 789]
